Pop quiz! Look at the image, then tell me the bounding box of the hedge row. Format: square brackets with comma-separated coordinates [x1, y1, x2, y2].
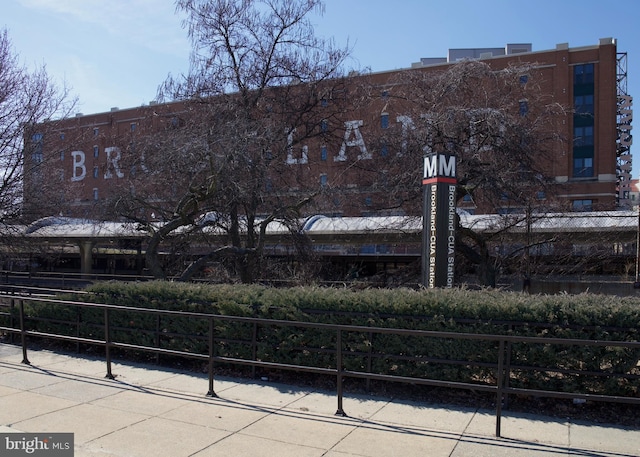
[16, 281, 640, 397]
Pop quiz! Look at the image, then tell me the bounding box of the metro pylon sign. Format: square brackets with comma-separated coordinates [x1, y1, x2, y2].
[422, 153, 457, 288]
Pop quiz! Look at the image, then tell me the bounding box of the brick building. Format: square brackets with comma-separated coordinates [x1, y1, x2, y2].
[24, 38, 632, 221]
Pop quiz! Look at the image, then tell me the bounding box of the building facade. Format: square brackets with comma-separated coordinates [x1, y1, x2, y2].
[24, 38, 632, 221]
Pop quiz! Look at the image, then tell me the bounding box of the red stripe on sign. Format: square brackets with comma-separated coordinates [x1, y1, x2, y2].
[422, 177, 457, 185]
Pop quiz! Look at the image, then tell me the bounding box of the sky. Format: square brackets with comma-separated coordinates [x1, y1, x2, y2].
[3, 0, 640, 171]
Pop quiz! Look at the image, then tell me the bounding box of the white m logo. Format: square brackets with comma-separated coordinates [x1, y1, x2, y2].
[424, 154, 455, 179]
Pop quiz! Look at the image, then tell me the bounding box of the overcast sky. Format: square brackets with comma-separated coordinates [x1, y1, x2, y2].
[3, 0, 639, 172]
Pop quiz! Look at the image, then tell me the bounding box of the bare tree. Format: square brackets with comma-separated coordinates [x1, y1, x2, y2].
[1, 29, 76, 224]
[364, 60, 568, 286]
[110, 0, 351, 282]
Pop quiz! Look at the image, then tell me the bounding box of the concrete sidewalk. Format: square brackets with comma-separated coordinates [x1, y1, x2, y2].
[0, 343, 638, 457]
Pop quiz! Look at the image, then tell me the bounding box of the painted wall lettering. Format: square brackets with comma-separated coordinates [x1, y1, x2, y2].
[396, 115, 414, 155]
[104, 147, 125, 179]
[335, 120, 370, 161]
[285, 128, 308, 164]
[71, 151, 86, 182]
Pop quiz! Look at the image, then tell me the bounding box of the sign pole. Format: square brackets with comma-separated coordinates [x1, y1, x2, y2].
[422, 153, 457, 288]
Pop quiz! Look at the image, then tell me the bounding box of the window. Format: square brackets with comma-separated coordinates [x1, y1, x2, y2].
[31, 133, 43, 163]
[321, 98, 328, 108]
[574, 63, 594, 85]
[130, 123, 137, 132]
[93, 127, 99, 137]
[519, 74, 529, 85]
[536, 191, 546, 200]
[93, 188, 99, 201]
[321, 145, 327, 161]
[574, 126, 593, 147]
[572, 199, 593, 211]
[519, 100, 528, 116]
[381, 113, 389, 129]
[380, 143, 388, 157]
[573, 157, 593, 178]
[365, 197, 372, 206]
[321, 119, 328, 132]
[93, 166, 99, 178]
[93, 145, 99, 158]
[60, 133, 65, 140]
[59, 151, 65, 161]
[574, 94, 594, 115]
[320, 174, 328, 187]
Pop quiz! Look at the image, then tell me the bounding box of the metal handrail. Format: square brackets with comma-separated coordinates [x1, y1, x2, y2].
[0, 293, 639, 438]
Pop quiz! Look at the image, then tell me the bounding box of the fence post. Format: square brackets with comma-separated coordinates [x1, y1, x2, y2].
[155, 314, 161, 365]
[495, 339, 505, 437]
[104, 308, 115, 379]
[504, 334, 513, 409]
[19, 299, 30, 365]
[9, 298, 15, 345]
[207, 317, 217, 397]
[335, 329, 347, 416]
[366, 331, 373, 393]
[251, 322, 258, 379]
[75, 306, 82, 353]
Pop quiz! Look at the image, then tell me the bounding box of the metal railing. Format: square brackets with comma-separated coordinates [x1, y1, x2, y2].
[1, 293, 639, 438]
[0, 270, 155, 288]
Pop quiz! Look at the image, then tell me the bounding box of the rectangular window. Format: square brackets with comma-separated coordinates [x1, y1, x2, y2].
[93, 166, 99, 178]
[574, 126, 593, 147]
[574, 63, 594, 85]
[321, 145, 327, 161]
[519, 74, 529, 85]
[381, 113, 389, 129]
[93, 188, 99, 201]
[93, 127, 99, 137]
[93, 145, 99, 158]
[59, 151, 65, 161]
[573, 157, 594, 178]
[574, 94, 594, 115]
[519, 100, 528, 116]
[321, 119, 328, 132]
[130, 123, 137, 132]
[60, 133, 65, 140]
[380, 142, 388, 157]
[31, 133, 43, 163]
[572, 199, 593, 211]
[320, 174, 328, 187]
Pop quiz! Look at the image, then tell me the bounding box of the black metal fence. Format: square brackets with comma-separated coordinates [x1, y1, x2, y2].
[1, 292, 639, 438]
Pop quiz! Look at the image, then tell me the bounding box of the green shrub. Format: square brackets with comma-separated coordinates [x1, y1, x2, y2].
[21, 282, 640, 397]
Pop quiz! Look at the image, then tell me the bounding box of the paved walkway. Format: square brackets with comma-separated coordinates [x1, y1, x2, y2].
[0, 343, 638, 456]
